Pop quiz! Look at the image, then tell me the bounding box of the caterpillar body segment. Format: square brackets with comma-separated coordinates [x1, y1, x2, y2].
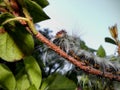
[53, 30, 120, 76]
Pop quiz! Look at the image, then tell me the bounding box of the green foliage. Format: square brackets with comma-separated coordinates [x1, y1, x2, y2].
[0, 13, 14, 24]
[27, 85, 37, 90]
[32, 0, 49, 8]
[24, 56, 42, 89]
[24, 0, 50, 23]
[0, 13, 34, 62]
[79, 74, 115, 90]
[0, 64, 16, 90]
[0, 1, 77, 90]
[16, 74, 31, 90]
[80, 40, 96, 52]
[105, 37, 117, 45]
[14, 56, 42, 90]
[97, 45, 106, 57]
[0, 25, 34, 62]
[41, 73, 76, 90]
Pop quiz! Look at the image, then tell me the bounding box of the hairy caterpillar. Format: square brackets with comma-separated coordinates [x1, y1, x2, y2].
[53, 30, 120, 75]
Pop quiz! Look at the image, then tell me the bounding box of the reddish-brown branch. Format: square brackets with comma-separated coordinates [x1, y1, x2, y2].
[6, 0, 120, 81]
[35, 32, 120, 82]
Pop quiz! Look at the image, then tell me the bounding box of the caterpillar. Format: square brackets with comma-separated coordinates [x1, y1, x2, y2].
[53, 30, 120, 76]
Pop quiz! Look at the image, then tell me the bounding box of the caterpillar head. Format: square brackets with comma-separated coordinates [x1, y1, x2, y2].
[55, 30, 67, 38]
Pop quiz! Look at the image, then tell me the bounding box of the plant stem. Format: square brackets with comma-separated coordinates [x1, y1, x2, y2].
[3, 0, 13, 13]
[22, 7, 38, 35]
[15, 0, 38, 35]
[35, 32, 120, 82]
[21, 5, 120, 81]
[7, 0, 120, 82]
[2, 17, 29, 25]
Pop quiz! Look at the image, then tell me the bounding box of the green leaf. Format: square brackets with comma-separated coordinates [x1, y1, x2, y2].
[0, 13, 34, 62]
[27, 85, 37, 90]
[80, 40, 96, 52]
[0, 25, 34, 62]
[0, 13, 14, 24]
[97, 45, 106, 57]
[16, 74, 31, 90]
[41, 74, 76, 90]
[32, 0, 49, 8]
[80, 40, 89, 50]
[0, 64, 16, 90]
[24, 56, 42, 89]
[24, 0, 50, 23]
[40, 74, 56, 90]
[16, 58, 41, 90]
[105, 37, 117, 45]
[0, 1, 6, 7]
[0, 0, 2, 3]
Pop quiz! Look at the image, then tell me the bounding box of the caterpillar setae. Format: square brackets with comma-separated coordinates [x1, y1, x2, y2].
[52, 30, 120, 76]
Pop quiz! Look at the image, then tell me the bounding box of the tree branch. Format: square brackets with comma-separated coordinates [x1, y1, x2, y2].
[6, 0, 120, 81]
[35, 32, 120, 82]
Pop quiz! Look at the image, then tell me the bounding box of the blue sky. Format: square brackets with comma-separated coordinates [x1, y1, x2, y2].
[39, 0, 120, 55]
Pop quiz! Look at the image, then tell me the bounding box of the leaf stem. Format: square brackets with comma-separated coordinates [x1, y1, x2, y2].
[22, 7, 38, 35]
[3, 0, 13, 13]
[2, 17, 29, 25]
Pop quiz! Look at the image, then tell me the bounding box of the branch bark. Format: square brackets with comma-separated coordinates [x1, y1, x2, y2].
[6, 0, 120, 82]
[35, 32, 120, 82]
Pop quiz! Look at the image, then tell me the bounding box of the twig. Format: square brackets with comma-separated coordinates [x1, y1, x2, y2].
[35, 32, 120, 82]
[2, 17, 29, 25]
[4, 0, 120, 81]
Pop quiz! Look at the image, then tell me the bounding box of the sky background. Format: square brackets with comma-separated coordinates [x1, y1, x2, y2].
[39, 0, 120, 55]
